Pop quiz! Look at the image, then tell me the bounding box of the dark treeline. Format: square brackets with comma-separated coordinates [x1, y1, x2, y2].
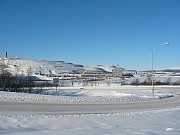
[0, 70, 54, 93]
[131, 77, 180, 86]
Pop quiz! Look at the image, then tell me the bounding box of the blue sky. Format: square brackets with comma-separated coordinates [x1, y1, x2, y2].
[0, 0, 180, 70]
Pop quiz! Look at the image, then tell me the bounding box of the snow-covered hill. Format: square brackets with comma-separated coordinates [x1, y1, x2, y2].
[2, 57, 121, 76]
[6, 58, 84, 75]
[84, 65, 124, 73]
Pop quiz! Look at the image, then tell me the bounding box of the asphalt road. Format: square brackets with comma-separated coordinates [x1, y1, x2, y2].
[0, 95, 179, 115]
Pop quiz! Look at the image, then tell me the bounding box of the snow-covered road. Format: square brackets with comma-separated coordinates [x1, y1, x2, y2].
[1, 95, 179, 115]
[1, 86, 180, 135]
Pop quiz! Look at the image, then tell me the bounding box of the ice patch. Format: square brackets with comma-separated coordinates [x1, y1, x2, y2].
[166, 128, 180, 133]
[112, 91, 132, 96]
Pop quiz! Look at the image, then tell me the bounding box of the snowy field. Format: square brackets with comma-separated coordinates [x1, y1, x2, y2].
[0, 85, 179, 104]
[0, 85, 180, 135]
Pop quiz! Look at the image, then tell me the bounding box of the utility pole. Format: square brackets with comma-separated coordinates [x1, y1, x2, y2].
[151, 42, 170, 96]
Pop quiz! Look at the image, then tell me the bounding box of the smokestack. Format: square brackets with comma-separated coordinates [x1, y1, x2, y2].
[5, 52, 8, 58]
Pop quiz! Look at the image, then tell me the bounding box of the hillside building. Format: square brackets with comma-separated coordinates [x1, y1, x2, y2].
[112, 68, 123, 78]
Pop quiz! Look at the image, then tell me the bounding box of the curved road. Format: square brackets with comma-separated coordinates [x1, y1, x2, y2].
[0, 96, 179, 115]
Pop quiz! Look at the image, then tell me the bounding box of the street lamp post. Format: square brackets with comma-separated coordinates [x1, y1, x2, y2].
[151, 42, 169, 96]
[152, 47, 154, 96]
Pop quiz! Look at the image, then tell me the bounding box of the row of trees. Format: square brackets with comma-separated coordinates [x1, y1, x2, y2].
[0, 70, 74, 93]
[131, 76, 180, 85]
[0, 70, 36, 93]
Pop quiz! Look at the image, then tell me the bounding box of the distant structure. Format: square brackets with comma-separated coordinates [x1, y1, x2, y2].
[0, 52, 9, 65]
[112, 68, 123, 78]
[5, 52, 8, 58]
[0, 52, 8, 74]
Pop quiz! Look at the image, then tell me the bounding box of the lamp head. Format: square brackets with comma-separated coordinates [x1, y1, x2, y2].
[164, 42, 169, 45]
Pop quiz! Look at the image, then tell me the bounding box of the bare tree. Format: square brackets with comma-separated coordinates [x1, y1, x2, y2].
[25, 66, 34, 93]
[106, 80, 111, 86]
[146, 75, 152, 85]
[165, 77, 172, 85]
[131, 78, 140, 85]
[0, 70, 12, 91]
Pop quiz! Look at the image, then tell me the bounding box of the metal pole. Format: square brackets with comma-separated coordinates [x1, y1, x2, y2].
[152, 47, 154, 96]
[151, 42, 169, 97]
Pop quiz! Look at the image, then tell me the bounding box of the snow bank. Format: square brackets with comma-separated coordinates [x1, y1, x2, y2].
[0, 91, 157, 104]
[1, 85, 178, 104]
[0, 109, 179, 135]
